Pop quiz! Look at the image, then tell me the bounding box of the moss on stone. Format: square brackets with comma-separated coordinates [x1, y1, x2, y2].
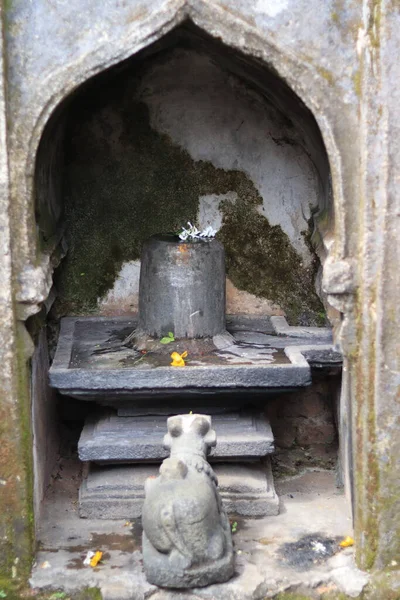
[0, 580, 19, 600]
[14, 323, 35, 575]
[55, 99, 205, 314]
[363, 570, 400, 600]
[353, 69, 362, 98]
[72, 588, 102, 600]
[273, 593, 313, 600]
[54, 76, 324, 325]
[331, 11, 340, 24]
[273, 591, 360, 600]
[320, 594, 357, 600]
[0, 323, 34, 583]
[368, 0, 381, 50]
[353, 287, 381, 571]
[316, 67, 335, 86]
[218, 193, 324, 325]
[0, 585, 102, 600]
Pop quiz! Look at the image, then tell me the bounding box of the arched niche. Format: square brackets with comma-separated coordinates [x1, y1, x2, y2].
[34, 22, 334, 326]
[28, 19, 347, 568]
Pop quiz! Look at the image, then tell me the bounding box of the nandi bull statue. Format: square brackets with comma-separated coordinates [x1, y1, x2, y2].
[141, 413, 235, 588]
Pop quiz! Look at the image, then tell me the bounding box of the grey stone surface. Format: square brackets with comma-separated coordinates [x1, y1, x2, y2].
[301, 347, 342, 368]
[31, 459, 367, 599]
[79, 463, 153, 520]
[0, 10, 35, 577]
[329, 550, 370, 598]
[79, 459, 279, 519]
[78, 409, 274, 463]
[138, 235, 226, 338]
[117, 397, 249, 417]
[0, 0, 398, 578]
[48, 316, 345, 401]
[271, 316, 333, 341]
[218, 461, 279, 517]
[31, 329, 59, 531]
[142, 414, 234, 587]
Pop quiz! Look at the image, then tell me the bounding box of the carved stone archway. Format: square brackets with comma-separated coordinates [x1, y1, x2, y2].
[2, 0, 398, 585]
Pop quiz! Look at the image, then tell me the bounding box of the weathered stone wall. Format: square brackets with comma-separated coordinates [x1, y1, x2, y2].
[48, 40, 327, 325]
[0, 5, 34, 582]
[0, 0, 399, 586]
[31, 329, 59, 529]
[266, 373, 341, 476]
[350, 0, 400, 571]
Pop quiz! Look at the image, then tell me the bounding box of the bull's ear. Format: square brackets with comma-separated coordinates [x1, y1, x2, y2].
[204, 428, 217, 449]
[192, 414, 211, 436]
[164, 415, 183, 450]
[167, 415, 183, 437]
[163, 432, 172, 451]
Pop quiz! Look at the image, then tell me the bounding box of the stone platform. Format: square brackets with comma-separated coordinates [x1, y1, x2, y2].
[50, 314, 341, 524]
[49, 315, 339, 402]
[78, 409, 274, 463]
[79, 460, 279, 519]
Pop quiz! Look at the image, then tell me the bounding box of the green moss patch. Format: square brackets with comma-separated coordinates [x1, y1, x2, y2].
[218, 192, 324, 324]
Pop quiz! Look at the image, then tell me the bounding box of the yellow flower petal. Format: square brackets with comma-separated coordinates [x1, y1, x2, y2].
[339, 536, 355, 548]
[171, 358, 185, 366]
[90, 551, 103, 567]
[170, 351, 188, 367]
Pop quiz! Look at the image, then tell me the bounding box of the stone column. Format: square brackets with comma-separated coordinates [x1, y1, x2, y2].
[351, 0, 400, 571]
[0, 4, 34, 581]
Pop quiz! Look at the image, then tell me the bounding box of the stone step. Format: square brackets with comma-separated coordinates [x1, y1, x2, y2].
[78, 409, 275, 463]
[79, 460, 279, 519]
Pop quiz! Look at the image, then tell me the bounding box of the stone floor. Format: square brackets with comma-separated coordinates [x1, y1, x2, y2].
[30, 457, 369, 599]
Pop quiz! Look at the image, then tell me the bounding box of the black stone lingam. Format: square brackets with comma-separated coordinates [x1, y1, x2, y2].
[137, 234, 226, 339]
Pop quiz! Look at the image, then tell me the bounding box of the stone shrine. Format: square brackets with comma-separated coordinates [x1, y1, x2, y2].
[49, 234, 339, 522]
[3, 3, 399, 596]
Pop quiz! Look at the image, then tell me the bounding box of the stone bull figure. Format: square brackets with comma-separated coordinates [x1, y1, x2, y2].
[142, 413, 234, 588]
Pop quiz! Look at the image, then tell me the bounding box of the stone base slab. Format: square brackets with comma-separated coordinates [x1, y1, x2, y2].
[48, 316, 328, 402]
[78, 409, 274, 463]
[79, 460, 279, 519]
